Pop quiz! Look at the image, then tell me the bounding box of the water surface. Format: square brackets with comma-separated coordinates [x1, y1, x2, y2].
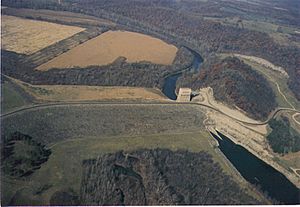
[211, 131, 300, 204]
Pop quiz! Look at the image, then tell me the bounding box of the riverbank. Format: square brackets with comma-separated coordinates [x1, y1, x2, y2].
[211, 131, 299, 204]
[197, 88, 300, 189]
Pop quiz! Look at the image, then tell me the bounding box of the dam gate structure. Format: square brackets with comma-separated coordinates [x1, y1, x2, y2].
[176, 88, 192, 102]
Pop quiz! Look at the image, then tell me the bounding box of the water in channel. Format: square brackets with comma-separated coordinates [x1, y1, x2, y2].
[211, 131, 300, 204]
[162, 47, 202, 100]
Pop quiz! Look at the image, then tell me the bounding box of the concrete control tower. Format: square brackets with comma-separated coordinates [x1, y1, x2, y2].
[176, 88, 192, 102]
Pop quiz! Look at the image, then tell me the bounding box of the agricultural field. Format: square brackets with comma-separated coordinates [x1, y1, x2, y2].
[26, 28, 105, 67]
[8, 77, 167, 102]
[1, 15, 85, 55]
[1, 104, 263, 205]
[36, 30, 178, 71]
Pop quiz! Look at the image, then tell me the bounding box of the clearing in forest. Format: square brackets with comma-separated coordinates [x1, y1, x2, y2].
[1, 15, 85, 55]
[36, 30, 178, 71]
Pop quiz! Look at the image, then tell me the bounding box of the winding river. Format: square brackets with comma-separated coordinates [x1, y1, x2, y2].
[161, 48, 299, 204]
[162, 47, 202, 100]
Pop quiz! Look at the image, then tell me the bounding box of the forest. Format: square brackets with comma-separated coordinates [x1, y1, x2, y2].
[79, 149, 261, 205]
[1, 131, 51, 177]
[177, 57, 277, 120]
[267, 117, 300, 154]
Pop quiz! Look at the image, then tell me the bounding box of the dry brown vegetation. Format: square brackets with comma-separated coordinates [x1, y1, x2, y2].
[5, 76, 166, 102]
[36, 30, 178, 71]
[22, 84, 166, 102]
[1, 15, 85, 55]
[28, 85, 166, 102]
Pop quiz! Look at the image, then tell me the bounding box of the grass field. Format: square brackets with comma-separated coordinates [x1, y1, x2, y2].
[1, 99, 267, 205]
[25, 85, 166, 102]
[1, 104, 205, 144]
[1, 104, 205, 204]
[2, 15, 84, 55]
[1, 79, 32, 113]
[1, 131, 242, 205]
[36, 30, 178, 70]
[10, 78, 166, 102]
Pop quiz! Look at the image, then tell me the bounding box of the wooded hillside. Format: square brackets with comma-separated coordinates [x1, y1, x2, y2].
[80, 149, 261, 205]
[178, 57, 277, 120]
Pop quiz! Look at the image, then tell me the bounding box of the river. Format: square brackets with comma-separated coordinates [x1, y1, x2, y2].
[162, 47, 202, 100]
[211, 131, 300, 204]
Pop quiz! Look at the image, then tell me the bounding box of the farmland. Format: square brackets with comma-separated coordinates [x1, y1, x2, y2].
[25, 27, 105, 67]
[37, 31, 177, 70]
[1, 15, 84, 55]
[37, 30, 178, 71]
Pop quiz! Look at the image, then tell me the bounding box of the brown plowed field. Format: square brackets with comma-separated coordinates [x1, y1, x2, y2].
[36, 30, 178, 71]
[2, 15, 85, 55]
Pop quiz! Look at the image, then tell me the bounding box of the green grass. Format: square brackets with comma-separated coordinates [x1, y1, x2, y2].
[1, 81, 30, 113]
[2, 131, 243, 205]
[2, 104, 206, 145]
[283, 111, 300, 134]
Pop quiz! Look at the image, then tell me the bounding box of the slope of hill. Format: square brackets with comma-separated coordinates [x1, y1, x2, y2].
[178, 57, 277, 120]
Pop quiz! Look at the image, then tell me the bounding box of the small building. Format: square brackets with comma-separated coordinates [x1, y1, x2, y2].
[176, 88, 192, 102]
